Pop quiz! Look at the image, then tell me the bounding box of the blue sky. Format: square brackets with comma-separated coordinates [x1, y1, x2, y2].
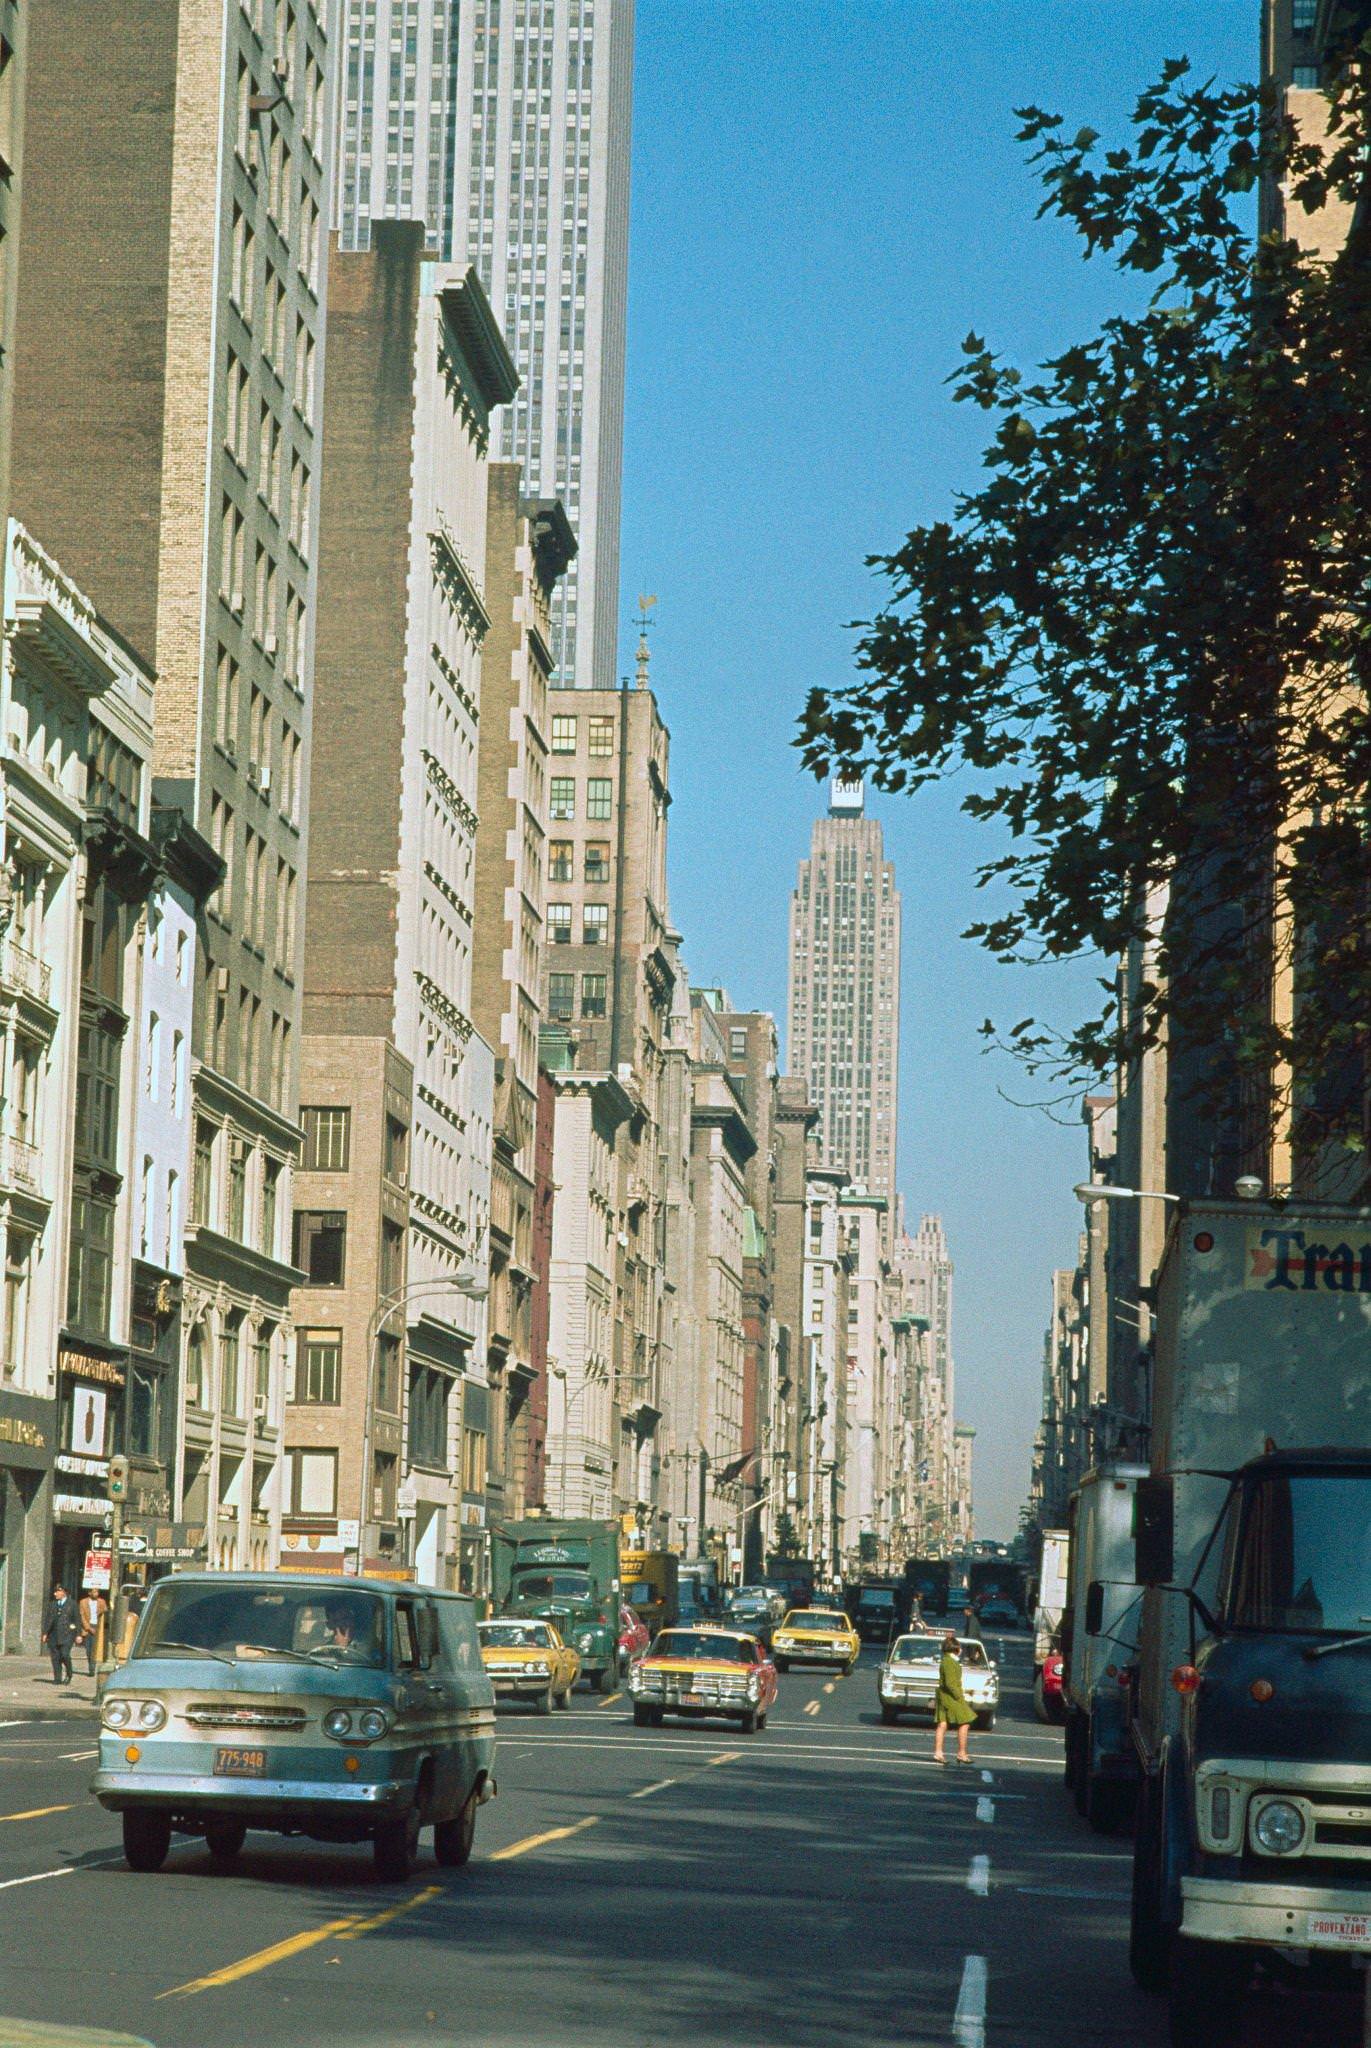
[617, 2, 1256, 1539]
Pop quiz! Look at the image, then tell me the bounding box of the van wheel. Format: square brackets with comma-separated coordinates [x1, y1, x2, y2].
[434, 1792, 477, 1868]
[588, 1667, 607, 1694]
[123, 1810, 171, 1872]
[1167, 1939, 1248, 2047]
[204, 1819, 246, 1864]
[373, 1805, 420, 1881]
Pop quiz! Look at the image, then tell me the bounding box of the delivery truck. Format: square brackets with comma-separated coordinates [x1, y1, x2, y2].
[903, 1557, 951, 1619]
[490, 1518, 621, 1689]
[1062, 1462, 1147, 1834]
[620, 1548, 679, 1636]
[1123, 1201, 1371, 2047]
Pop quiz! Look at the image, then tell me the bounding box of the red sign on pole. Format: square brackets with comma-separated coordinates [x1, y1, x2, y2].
[83, 1548, 112, 1591]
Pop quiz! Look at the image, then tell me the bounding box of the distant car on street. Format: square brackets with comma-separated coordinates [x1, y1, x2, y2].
[629, 1627, 778, 1733]
[1035, 1650, 1067, 1723]
[877, 1634, 999, 1729]
[770, 1609, 860, 1673]
[722, 1587, 778, 1644]
[478, 1618, 579, 1712]
[976, 1596, 1021, 1630]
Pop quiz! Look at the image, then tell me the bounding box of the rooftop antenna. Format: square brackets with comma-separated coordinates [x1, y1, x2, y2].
[635, 593, 657, 689]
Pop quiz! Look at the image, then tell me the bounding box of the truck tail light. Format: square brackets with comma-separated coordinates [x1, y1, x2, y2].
[1171, 1663, 1202, 1695]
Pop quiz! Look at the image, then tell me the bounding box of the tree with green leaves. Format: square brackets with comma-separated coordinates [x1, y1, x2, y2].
[798, 56, 1371, 1193]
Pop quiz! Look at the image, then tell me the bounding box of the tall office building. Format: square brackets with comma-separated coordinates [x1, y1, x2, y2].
[336, 0, 635, 692]
[787, 778, 901, 1222]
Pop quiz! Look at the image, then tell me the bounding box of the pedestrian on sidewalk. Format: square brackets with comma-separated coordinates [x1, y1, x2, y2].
[932, 1631, 976, 1766]
[78, 1587, 107, 1676]
[41, 1581, 79, 1686]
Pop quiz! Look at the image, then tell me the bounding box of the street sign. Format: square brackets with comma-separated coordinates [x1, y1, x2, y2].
[337, 1519, 360, 1548]
[116, 1533, 147, 1556]
[83, 1549, 112, 1591]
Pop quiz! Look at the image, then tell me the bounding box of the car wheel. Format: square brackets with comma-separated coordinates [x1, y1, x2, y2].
[739, 1707, 759, 1735]
[650, 1707, 665, 1727]
[975, 1712, 996, 1732]
[434, 1791, 477, 1868]
[1167, 1939, 1249, 2048]
[756, 1710, 767, 1729]
[633, 1703, 653, 1727]
[123, 1810, 171, 1873]
[557, 1680, 572, 1710]
[204, 1818, 246, 1865]
[373, 1805, 421, 1882]
[774, 1657, 789, 1673]
[881, 1704, 899, 1725]
[536, 1685, 554, 1716]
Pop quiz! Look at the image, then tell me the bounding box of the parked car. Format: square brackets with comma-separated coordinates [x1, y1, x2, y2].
[770, 1609, 860, 1673]
[618, 1604, 650, 1671]
[877, 1633, 999, 1729]
[628, 1626, 778, 1733]
[478, 1618, 579, 1713]
[92, 1572, 496, 1880]
[976, 1596, 1021, 1630]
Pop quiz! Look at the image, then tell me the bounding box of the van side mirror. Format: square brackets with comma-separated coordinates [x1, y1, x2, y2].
[1135, 1476, 1174, 1586]
[1084, 1580, 1105, 1636]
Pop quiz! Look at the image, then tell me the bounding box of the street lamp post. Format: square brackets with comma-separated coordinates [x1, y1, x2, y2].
[548, 1360, 607, 1516]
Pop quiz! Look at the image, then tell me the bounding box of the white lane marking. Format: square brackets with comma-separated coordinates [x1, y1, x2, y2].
[60, 1750, 97, 1763]
[980, 1769, 994, 1785]
[0, 1855, 122, 1893]
[953, 1953, 988, 2048]
[0, 1719, 29, 1729]
[822, 1682, 835, 1695]
[975, 1796, 995, 1824]
[630, 1777, 677, 1800]
[967, 1854, 990, 1897]
[803, 1700, 821, 1718]
[506, 1733, 1038, 1773]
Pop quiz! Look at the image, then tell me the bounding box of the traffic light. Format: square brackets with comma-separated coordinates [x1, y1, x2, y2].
[108, 1455, 130, 1502]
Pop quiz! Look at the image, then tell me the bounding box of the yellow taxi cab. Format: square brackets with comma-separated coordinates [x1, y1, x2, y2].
[628, 1625, 778, 1733]
[477, 1618, 580, 1713]
[771, 1607, 860, 1673]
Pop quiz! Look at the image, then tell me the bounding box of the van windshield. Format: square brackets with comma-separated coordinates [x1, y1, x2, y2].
[136, 1582, 388, 1669]
[512, 1572, 592, 1601]
[1230, 1473, 1371, 1635]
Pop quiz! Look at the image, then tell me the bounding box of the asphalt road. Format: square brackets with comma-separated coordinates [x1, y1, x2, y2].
[0, 1636, 1359, 2048]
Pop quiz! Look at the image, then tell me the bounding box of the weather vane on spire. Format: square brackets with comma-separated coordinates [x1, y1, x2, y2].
[635, 592, 657, 688]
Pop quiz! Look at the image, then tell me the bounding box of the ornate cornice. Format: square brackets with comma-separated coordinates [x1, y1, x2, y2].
[422, 749, 479, 837]
[430, 513, 491, 643]
[415, 970, 473, 1046]
[429, 642, 481, 728]
[423, 859, 473, 925]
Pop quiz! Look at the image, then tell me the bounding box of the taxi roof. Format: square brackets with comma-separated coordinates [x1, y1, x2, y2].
[785, 1608, 851, 1622]
[651, 1625, 760, 1643]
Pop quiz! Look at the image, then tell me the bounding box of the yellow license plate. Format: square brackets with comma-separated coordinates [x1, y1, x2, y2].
[213, 1746, 267, 1776]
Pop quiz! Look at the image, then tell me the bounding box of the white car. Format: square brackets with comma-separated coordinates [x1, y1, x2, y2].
[877, 1633, 999, 1729]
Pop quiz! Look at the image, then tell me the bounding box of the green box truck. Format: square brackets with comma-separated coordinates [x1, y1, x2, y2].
[490, 1519, 622, 1690]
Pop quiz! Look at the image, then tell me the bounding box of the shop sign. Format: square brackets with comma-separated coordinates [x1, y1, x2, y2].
[0, 1391, 52, 1471]
[83, 1549, 112, 1591]
[56, 1451, 109, 1480]
[59, 1345, 126, 1387]
[126, 1523, 207, 1564]
[337, 1519, 360, 1548]
[70, 1387, 107, 1454]
[53, 1492, 112, 1524]
[361, 1559, 417, 1582]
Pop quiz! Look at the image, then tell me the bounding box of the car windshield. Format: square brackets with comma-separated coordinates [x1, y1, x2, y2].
[654, 1631, 754, 1663]
[858, 1590, 896, 1609]
[1230, 1472, 1371, 1635]
[960, 1642, 989, 1668]
[511, 1572, 592, 1600]
[480, 1622, 550, 1648]
[136, 1582, 387, 1669]
[791, 1611, 845, 1631]
[890, 1638, 939, 1664]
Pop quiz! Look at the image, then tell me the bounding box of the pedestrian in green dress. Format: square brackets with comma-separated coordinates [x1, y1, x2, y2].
[933, 1633, 976, 1764]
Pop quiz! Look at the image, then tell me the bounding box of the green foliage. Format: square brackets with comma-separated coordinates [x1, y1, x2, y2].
[798, 54, 1371, 1165]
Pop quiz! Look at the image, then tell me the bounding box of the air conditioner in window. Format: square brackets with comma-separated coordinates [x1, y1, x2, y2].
[254, 1395, 270, 1425]
[263, 634, 279, 658]
[215, 966, 231, 994]
[229, 591, 244, 616]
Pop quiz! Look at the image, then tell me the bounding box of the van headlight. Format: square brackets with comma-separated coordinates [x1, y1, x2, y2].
[577, 1632, 596, 1651]
[357, 1709, 390, 1740]
[1253, 1799, 1306, 1856]
[102, 1697, 165, 1733]
[323, 1708, 353, 1740]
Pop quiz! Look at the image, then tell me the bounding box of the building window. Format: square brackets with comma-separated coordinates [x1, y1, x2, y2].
[547, 903, 572, 945]
[293, 1210, 346, 1285]
[287, 1446, 337, 1517]
[587, 715, 614, 757]
[302, 1104, 351, 1171]
[193, 1118, 216, 1226]
[373, 1451, 398, 1522]
[461, 1426, 487, 1498]
[549, 777, 575, 820]
[220, 1310, 243, 1415]
[549, 840, 573, 882]
[384, 1117, 408, 1184]
[581, 973, 607, 1019]
[730, 1029, 748, 1058]
[586, 777, 612, 822]
[227, 1140, 247, 1240]
[380, 1219, 405, 1297]
[548, 972, 574, 1021]
[261, 1157, 280, 1255]
[66, 1193, 114, 1335]
[584, 842, 609, 883]
[1291, 62, 1321, 85]
[127, 1363, 161, 1460]
[185, 1321, 207, 1408]
[375, 1332, 402, 1414]
[1292, 0, 1318, 27]
[294, 1328, 341, 1405]
[3, 1230, 32, 1378]
[254, 1321, 275, 1407]
[582, 903, 608, 946]
[550, 714, 576, 753]
[407, 1363, 449, 1468]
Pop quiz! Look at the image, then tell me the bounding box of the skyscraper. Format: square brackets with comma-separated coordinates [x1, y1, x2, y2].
[335, 0, 635, 692]
[787, 778, 901, 1220]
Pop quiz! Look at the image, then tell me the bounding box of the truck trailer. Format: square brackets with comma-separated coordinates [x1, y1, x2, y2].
[1124, 1201, 1371, 2046]
[490, 1518, 622, 1689]
[1062, 1462, 1147, 1834]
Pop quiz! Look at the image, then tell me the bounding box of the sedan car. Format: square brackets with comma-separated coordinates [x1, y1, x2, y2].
[478, 1619, 580, 1713]
[977, 1597, 1021, 1630]
[722, 1590, 778, 1645]
[770, 1609, 860, 1673]
[629, 1627, 777, 1733]
[1035, 1651, 1067, 1724]
[877, 1634, 999, 1729]
[618, 1604, 650, 1671]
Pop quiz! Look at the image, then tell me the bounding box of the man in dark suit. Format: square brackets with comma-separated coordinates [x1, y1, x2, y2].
[41, 1581, 79, 1685]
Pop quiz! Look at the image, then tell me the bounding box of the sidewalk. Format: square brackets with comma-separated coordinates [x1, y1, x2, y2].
[0, 1654, 100, 1722]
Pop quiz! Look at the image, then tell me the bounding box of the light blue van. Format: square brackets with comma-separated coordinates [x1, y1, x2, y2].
[91, 1573, 496, 1880]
